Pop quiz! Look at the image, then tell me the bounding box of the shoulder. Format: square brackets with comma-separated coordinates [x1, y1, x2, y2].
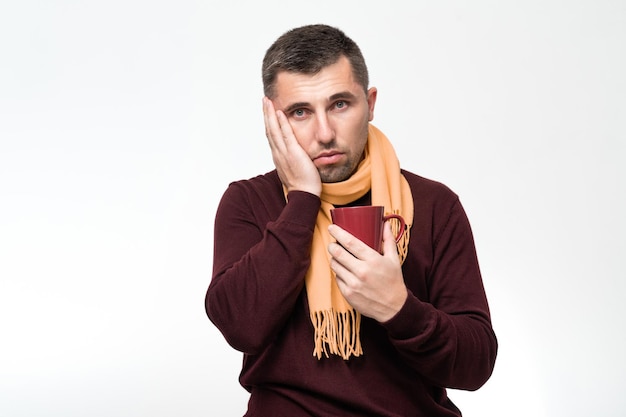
[401, 169, 459, 206]
[216, 170, 287, 220]
[217, 170, 318, 227]
[401, 170, 475, 251]
[222, 170, 283, 201]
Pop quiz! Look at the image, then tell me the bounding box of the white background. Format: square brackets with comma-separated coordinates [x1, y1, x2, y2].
[1, 1, 624, 416]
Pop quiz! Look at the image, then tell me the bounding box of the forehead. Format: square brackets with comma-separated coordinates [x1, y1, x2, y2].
[273, 56, 364, 106]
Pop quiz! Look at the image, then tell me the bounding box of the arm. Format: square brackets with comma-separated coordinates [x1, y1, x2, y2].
[383, 198, 497, 390]
[206, 184, 320, 354]
[207, 97, 323, 355]
[329, 195, 496, 390]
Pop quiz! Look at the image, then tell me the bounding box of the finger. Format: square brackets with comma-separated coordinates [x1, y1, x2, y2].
[274, 108, 306, 160]
[328, 240, 358, 273]
[328, 250, 352, 284]
[328, 224, 376, 261]
[264, 98, 302, 159]
[328, 245, 363, 300]
[263, 97, 287, 152]
[275, 109, 295, 141]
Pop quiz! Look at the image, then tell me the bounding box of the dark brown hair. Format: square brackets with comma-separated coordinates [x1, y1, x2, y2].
[262, 24, 369, 98]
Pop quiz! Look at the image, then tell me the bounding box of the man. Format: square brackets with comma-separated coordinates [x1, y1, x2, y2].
[206, 24, 497, 416]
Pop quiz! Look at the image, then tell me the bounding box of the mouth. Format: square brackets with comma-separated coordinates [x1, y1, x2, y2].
[313, 151, 344, 166]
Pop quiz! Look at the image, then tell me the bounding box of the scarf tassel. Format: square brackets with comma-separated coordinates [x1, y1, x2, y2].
[311, 309, 363, 360]
[390, 209, 410, 264]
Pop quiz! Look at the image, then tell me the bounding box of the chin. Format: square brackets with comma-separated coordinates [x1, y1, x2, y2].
[319, 167, 353, 183]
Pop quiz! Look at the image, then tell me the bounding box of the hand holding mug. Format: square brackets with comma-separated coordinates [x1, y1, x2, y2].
[328, 206, 408, 322]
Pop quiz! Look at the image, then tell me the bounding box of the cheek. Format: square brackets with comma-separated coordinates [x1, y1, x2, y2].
[291, 125, 314, 153]
[353, 118, 370, 145]
[352, 121, 370, 157]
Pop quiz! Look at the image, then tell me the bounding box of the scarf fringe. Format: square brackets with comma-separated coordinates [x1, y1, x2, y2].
[310, 309, 363, 360]
[390, 208, 410, 263]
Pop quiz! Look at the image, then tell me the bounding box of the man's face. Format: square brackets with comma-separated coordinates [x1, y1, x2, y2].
[271, 56, 377, 183]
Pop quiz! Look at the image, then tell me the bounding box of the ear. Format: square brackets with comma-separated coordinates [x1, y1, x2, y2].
[366, 87, 378, 121]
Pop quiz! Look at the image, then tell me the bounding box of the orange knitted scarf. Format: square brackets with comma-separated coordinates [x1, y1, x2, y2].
[302, 124, 413, 360]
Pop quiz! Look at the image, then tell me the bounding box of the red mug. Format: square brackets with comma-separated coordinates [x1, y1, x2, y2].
[330, 206, 405, 253]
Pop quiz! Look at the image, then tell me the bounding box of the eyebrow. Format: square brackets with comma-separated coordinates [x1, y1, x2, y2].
[282, 91, 359, 114]
[283, 101, 309, 114]
[330, 91, 358, 102]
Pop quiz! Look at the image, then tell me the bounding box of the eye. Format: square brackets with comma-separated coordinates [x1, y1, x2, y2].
[292, 108, 307, 119]
[335, 100, 348, 110]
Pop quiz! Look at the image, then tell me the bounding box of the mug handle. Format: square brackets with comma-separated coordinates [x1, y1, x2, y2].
[383, 214, 406, 243]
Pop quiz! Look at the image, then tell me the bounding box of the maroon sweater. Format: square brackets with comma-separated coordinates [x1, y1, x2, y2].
[206, 169, 497, 416]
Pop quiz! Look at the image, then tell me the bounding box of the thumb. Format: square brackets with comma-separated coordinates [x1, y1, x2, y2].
[381, 221, 399, 257]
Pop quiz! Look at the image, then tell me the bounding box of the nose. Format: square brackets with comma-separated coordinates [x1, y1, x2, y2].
[315, 113, 335, 144]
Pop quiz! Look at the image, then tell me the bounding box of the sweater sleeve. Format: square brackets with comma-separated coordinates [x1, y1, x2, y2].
[382, 196, 497, 391]
[206, 182, 321, 355]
